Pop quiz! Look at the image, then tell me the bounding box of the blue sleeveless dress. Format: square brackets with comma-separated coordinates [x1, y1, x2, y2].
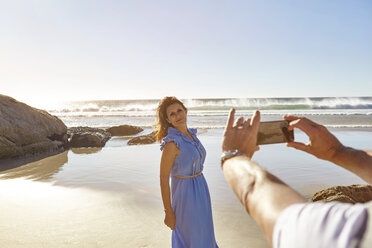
[161, 127, 218, 248]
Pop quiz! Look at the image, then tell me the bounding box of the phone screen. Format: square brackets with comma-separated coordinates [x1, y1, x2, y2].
[257, 121, 294, 145]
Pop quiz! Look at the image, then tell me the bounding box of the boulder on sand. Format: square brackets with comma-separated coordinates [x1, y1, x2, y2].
[311, 184, 372, 204]
[127, 131, 156, 145]
[68, 127, 111, 148]
[107, 125, 143, 136]
[0, 94, 67, 159]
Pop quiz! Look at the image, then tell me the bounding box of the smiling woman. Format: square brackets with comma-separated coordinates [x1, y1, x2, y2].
[154, 97, 189, 142]
[166, 104, 187, 128]
[156, 96, 219, 248]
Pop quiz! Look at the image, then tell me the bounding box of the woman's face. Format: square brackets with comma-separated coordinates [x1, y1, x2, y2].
[166, 103, 187, 128]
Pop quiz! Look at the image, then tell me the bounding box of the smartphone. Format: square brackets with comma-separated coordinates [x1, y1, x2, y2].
[257, 120, 294, 145]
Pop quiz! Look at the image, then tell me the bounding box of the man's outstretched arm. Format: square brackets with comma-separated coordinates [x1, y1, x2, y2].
[223, 156, 306, 247]
[331, 147, 372, 184]
[222, 109, 306, 246]
[284, 115, 372, 184]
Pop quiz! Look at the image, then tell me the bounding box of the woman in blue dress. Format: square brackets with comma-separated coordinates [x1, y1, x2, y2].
[156, 96, 218, 248]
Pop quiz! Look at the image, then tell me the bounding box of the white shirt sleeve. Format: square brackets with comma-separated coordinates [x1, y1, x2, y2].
[273, 202, 368, 248]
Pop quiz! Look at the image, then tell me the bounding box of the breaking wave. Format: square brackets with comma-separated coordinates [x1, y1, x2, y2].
[46, 97, 372, 114]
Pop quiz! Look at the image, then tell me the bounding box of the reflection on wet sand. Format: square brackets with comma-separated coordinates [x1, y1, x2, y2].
[0, 148, 104, 181]
[0, 149, 65, 172]
[0, 151, 68, 181]
[70, 148, 102, 154]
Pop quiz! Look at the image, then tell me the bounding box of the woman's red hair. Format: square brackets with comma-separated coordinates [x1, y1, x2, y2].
[154, 96, 187, 142]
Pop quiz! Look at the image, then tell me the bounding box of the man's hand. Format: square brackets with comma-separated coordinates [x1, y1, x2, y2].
[284, 115, 345, 162]
[222, 109, 261, 159]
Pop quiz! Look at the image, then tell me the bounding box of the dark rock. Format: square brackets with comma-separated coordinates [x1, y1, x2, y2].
[127, 131, 156, 145]
[311, 184, 372, 204]
[68, 127, 111, 148]
[0, 94, 67, 159]
[107, 125, 143, 136]
[48, 133, 68, 144]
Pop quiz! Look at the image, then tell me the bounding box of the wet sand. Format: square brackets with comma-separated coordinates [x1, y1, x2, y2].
[0, 129, 371, 247]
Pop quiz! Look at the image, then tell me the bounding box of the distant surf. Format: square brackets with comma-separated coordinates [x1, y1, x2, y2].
[45, 97, 372, 129]
[47, 97, 372, 114]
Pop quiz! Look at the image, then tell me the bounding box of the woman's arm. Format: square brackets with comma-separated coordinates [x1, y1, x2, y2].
[160, 141, 179, 230]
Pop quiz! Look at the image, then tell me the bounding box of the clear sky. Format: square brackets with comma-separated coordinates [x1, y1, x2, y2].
[1, 0, 371, 106]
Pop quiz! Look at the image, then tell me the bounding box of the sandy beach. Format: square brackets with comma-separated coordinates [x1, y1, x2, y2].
[0, 128, 370, 247]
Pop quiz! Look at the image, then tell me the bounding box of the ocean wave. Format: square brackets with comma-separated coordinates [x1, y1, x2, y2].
[185, 97, 372, 110]
[325, 125, 372, 129]
[63, 124, 372, 130]
[54, 114, 156, 118]
[51, 110, 372, 118]
[46, 97, 372, 113]
[188, 125, 372, 130]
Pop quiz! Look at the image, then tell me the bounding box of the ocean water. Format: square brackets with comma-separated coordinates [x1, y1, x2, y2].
[45, 97, 372, 129]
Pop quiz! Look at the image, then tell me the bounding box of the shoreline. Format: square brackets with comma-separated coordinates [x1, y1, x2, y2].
[1, 126, 371, 173]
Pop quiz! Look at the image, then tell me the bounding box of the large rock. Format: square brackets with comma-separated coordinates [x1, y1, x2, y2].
[0, 94, 67, 159]
[68, 127, 111, 148]
[107, 125, 143, 136]
[127, 131, 156, 145]
[311, 184, 372, 204]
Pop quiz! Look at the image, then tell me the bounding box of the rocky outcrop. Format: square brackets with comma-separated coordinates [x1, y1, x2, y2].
[67, 127, 111, 148]
[0, 94, 67, 159]
[107, 125, 143, 136]
[311, 184, 372, 204]
[127, 131, 156, 145]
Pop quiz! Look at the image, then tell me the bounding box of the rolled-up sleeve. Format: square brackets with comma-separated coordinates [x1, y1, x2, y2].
[273, 202, 368, 248]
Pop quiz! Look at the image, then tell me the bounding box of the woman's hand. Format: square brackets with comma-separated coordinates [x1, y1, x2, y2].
[164, 210, 176, 230]
[222, 109, 261, 158]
